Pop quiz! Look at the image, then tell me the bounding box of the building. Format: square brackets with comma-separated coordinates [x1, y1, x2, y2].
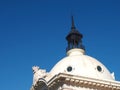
[30, 16, 120, 90]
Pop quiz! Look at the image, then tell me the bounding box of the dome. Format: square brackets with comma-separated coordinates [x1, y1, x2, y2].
[50, 49, 114, 81]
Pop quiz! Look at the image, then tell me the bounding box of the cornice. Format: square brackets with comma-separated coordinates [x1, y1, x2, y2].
[48, 73, 120, 90]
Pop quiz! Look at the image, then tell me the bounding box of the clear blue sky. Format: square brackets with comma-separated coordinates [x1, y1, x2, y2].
[0, 0, 120, 90]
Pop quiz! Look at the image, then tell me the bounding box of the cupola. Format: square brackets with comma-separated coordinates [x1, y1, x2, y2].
[66, 16, 85, 52]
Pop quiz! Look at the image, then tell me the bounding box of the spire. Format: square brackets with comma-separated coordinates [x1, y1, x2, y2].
[71, 16, 76, 30]
[66, 16, 85, 52]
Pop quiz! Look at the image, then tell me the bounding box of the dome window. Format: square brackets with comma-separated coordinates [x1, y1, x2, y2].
[67, 66, 72, 72]
[97, 66, 102, 72]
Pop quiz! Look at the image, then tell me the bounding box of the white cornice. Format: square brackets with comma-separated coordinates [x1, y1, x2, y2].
[48, 73, 120, 90]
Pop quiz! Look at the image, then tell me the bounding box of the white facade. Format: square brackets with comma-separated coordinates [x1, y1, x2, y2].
[30, 17, 120, 90]
[30, 48, 120, 90]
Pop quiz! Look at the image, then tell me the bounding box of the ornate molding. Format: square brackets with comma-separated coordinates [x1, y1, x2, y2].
[48, 73, 120, 90]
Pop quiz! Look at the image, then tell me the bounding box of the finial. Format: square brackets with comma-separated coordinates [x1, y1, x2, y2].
[71, 16, 76, 30]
